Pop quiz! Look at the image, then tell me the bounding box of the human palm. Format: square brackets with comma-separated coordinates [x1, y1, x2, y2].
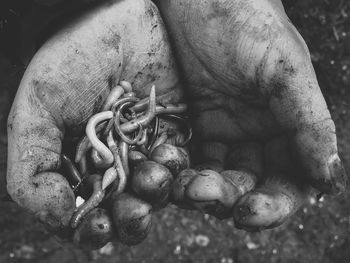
[6, 0, 347, 248]
[156, 0, 346, 228]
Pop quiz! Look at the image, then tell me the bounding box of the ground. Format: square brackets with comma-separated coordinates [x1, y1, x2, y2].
[1, 0, 350, 262]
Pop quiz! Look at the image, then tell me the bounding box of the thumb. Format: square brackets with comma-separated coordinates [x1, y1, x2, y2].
[262, 27, 347, 194]
[7, 84, 75, 231]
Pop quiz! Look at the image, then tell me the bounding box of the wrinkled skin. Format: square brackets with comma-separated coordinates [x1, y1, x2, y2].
[7, 0, 181, 236]
[155, 0, 347, 229]
[6, 0, 347, 244]
[156, 0, 345, 191]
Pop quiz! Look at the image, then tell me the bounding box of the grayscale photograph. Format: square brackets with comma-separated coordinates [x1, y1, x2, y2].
[0, 0, 349, 262]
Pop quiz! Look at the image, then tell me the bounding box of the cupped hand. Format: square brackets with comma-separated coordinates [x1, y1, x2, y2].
[6, 0, 348, 251]
[155, 0, 347, 230]
[6, 0, 182, 247]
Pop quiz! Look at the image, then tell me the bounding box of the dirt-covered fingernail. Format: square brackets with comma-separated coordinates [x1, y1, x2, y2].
[327, 154, 347, 194]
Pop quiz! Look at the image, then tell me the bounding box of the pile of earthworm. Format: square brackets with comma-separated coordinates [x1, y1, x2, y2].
[61, 81, 192, 246]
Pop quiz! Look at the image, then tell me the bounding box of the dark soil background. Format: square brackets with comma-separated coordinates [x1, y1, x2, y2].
[1, 0, 350, 262]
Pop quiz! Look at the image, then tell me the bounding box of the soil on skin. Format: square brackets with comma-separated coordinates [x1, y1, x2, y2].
[1, 0, 350, 262]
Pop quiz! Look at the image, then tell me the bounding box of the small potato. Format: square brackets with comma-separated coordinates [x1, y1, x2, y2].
[171, 169, 197, 209]
[112, 193, 152, 246]
[132, 161, 173, 207]
[221, 170, 257, 195]
[150, 144, 190, 176]
[73, 208, 114, 250]
[233, 176, 307, 231]
[185, 170, 241, 219]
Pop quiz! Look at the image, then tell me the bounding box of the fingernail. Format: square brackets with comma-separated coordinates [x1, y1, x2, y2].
[328, 154, 347, 194]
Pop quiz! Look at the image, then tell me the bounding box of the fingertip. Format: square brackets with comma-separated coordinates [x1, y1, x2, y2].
[170, 169, 197, 209]
[233, 190, 294, 231]
[184, 170, 240, 219]
[307, 154, 347, 195]
[327, 154, 347, 194]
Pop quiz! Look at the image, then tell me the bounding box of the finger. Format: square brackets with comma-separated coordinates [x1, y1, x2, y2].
[7, 0, 130, 228]
[225, 142, 263, 180]
[172, 143, 263, 219]
[221, 142, 263, 196]
[170, 169, 197, 210]
[233, 174, 309, 232]
[188, 143, 263, 218]
[73, 208, 114, 250]
[233, 136, 309, 231]
[184, 169, 241, 219]
[111, 193, 152, 246]
[7, 90, 75, 232]
[7, 0, 181, 234]
[262, 26, 347, 194]
[194, 141, 229, 172]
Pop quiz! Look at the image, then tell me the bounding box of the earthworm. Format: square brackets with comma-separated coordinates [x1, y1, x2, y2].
[104, 97, 139, 137]
[133, 103, 187, 115]
[70, 174, 105, 228]
[102, 167, 118, 191]
[86, 111, 114, 167]
[147, 116, 159, 150]
[102, 130, 119, 190]
[132, 91, 187, 113]
[91, 148, 110, 169]
[120, 80, 133, 93]
[131, 97, 152, 112]
[149, 132, 168, 154]
[119, 140, 130, 178]
[75, 121, 107, 163]
[61, 154, 82, 189]
[102, 85, 125, 111]
[123, 92, 136, 98]
[110, 97, 140, 113]
[79, 154, 88, 176]
[105, 130, 127, 193]
[137, 129, 148, 146]
[126, 108, 137, 120]
[119, 85, 156, 133]
[114, 102, 144, 144]
[155, 104, 188, 115]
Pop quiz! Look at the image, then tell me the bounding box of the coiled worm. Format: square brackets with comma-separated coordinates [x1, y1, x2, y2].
[91, 148, 110, 169]
[137, 129, 148, 146]
[147, 116, 159, 150]
[102, 130, 127, 193]
[114, 101, 144, 145]
[70, 174, 105, 228]
[86, 111, 114, 167]
[119, 140, 130, 178]
[119, 85, 156, 133]
[75, 121, 107, 163]
[155, 104, 187, 115]
[120, 80, 133, 93]
[103, 97, 139, 137]
[102, 85, 125, 111]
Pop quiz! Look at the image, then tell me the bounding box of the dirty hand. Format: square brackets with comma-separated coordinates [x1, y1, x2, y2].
[6, 0, 183, 248]
[156, 0, 348, 230]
